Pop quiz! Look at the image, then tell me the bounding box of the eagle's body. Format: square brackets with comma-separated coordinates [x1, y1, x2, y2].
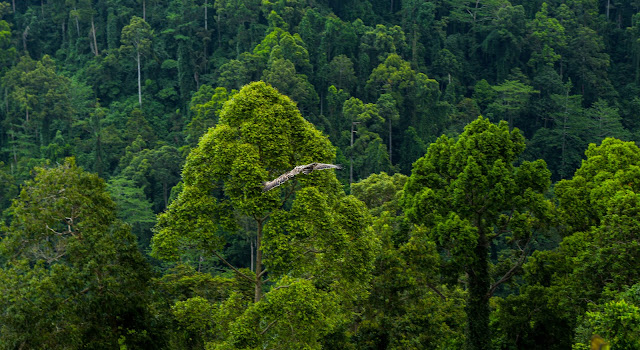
[262, 163, 341, 192]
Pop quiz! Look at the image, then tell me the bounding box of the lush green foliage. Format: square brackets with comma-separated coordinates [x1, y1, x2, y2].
[0, 159, 155, 349]
[1, 0, 640, 349]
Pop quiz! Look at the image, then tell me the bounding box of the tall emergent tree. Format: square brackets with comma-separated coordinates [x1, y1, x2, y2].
[402, 117, 552, 350]
[152, 82, 379, 348]
[121, 16, 153, 106]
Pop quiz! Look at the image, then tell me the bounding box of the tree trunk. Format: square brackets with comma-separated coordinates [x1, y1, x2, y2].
[96, 132, 103, 176]
[91, 16, 99, 56]
[10, 130, 16, 164]
[466, 231, 491, 350]
[217, 14, 221, 48]
[412, 24, 418, 69]
[388, 116, 393, 165]
[74, 8, 80, 36]
[250, 238, 254, 272]
[142, 0, 146, 21]
[350, 122, 355, 185]
[22, 25, 29, 53]
[254, 219, 263, 302]
[560, 89, 569, 178]
[137, 50, 142, 106]
[204, 0, 208, 30]
[163, 182, 168, 209]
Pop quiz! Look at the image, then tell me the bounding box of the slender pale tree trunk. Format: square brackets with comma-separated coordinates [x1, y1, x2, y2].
[204, 0, 208, 30]
[142, 0, 146, 21]
[217, 14, 221, 48]
[22, 25, 29, 53]
[91, 16, 99, 56]
[560, 89, 569, 178]
[254, 219, 264, 302]
[74, 8, 80, 36]
[10, 131, 17, 163]
[137, 49, 142, 106]
[388, 117, 392, 165]
[250, 239, 254, 272]
[350, 122, 355, 185]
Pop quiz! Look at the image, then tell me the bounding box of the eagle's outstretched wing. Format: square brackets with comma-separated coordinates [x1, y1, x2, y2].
[262, 162, 342, 192]
[311, 163, 342, 171]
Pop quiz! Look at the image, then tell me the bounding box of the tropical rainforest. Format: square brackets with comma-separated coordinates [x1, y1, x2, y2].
[1, 0, 640, 349]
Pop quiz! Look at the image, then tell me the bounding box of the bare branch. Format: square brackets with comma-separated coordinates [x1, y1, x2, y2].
[61, 287, 90, 304]
[486, 234, 533, 299]
[212, 250, 255, 284]
[271, 284, 290, 291]
[260, 318, 279, 335]
[426, 281, 447, 300]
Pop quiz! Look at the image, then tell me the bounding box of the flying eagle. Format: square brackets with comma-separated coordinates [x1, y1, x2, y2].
[263, 163, 342, 192]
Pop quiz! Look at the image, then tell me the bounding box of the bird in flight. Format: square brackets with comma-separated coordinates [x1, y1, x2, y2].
[263, 163, 342, 192]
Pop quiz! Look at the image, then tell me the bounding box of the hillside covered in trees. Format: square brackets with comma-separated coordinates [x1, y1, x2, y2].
[1, 0, 640, 349]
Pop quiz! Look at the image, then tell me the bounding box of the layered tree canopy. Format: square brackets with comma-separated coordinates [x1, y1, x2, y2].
[151, 82, 379, 349]
[1, 1, 640, 349]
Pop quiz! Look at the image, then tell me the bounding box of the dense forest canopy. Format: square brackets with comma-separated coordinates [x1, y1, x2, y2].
[1, 0, 640, 349]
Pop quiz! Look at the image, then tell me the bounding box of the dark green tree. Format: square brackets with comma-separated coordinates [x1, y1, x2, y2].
[402, 117, 552, 350]
[352, 172, 467, 350]
[0, 158, 155, 348]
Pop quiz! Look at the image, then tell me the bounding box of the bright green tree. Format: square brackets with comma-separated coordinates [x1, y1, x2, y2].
[506, 138, 640, 348]
[152, 82, 379, 348]
[402, 117, 553, 350]
[576, 285, 640, 349]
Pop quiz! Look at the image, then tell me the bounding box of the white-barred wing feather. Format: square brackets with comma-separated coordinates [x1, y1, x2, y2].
[262, 163, 342, 192]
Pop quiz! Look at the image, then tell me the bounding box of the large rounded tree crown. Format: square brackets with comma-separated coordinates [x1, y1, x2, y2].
[186, 81, 334, 197]
[152, 81, 341, 260]
[152, 84, 378, 348]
